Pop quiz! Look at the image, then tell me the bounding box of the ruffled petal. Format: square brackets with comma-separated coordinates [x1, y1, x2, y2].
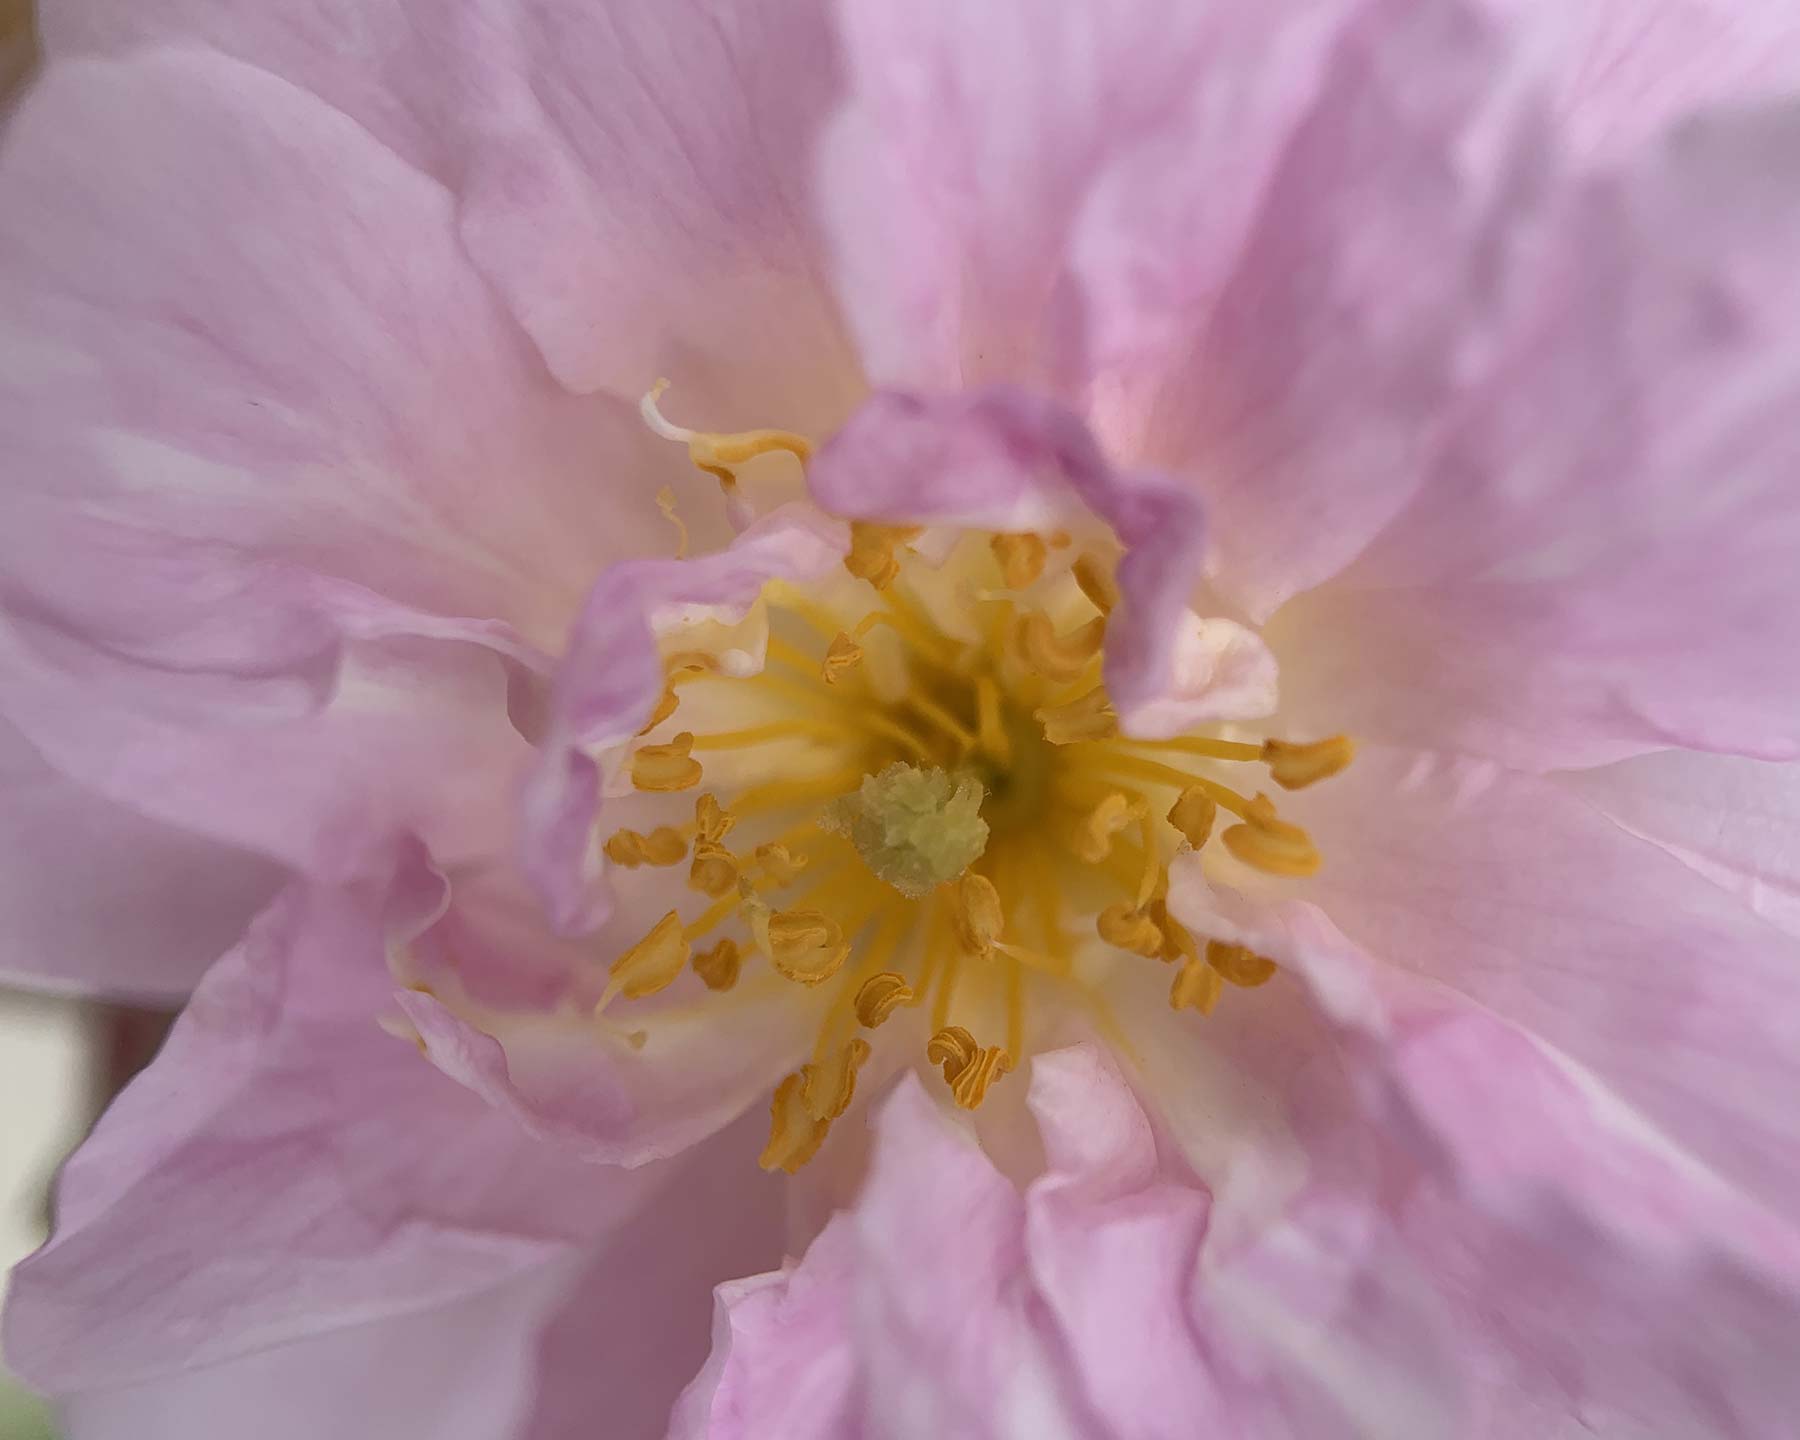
[808, 386, 1275, 737]
[1, 854, 668, 1391]
[0, 716, 280, 1002]
[1278, 103, 1800, 766]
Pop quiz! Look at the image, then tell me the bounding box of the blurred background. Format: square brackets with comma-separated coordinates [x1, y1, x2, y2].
[3, 16, 82, 1440]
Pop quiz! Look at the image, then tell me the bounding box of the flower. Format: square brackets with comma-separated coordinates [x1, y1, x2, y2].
[6, 0, 1800, 1437]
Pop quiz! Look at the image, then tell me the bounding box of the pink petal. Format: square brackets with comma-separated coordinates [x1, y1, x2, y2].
[808, 386, 1275, 736]
[41, 0, 860, 414]
[0, 716, 280, 1002]
[1561, 750, 1800, 941]
[1278, 104, 1800, 766]
[2, 856, 666, 1391]
[524, 506, 848, 934]
[1295, 746, 1800, 1212]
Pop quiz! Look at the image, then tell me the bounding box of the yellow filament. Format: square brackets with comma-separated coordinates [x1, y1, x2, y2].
[1073, 750, 1255, 818]
[1143, 735, 1265, 763]
[688, 719, 843, 751]
[1207, 939, 1279, 988]
[1263, 735, 1357, 790]
[902, 690, 978, 752]
[642, 380, 812, 488]
[655, 486, 690, 559]
[692, 937, 743, 991]
[631, 732, 703, 792]
[1220, 794, 1321, 877]
[990, 532, 1049, 589]
[975, 675, 1011, 764]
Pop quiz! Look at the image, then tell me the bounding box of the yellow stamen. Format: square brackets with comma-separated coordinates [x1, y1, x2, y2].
[1206, 939, 1279, 988]
[695, 793, 734, 844]
[631, 732, 703, 792]
[688, 841, 738, 897]
[926, 1025, 1013, 1109]
[951, 872, 1005, 956]
[602, 825, 688, 868]
[760, 908, 851, 986]
[692, 937, 743, 991]
[1262, 735, 1356, 790]
[753, 842, 808, 887]
[1074, 792, 1144, 864]
[845, 521, 922, 590]
[638, 686, 680, 735]
[975, 675, 1011, 764]
[655, 486, 690, 559]
[854, 971, 915, 1028]
[1097, 901, 1164, 958]
[641, 380, 812, 491]
[1072, 553, 1119, 614]
[1014, 612, 1106, 683]
[1148, 898, 1199, 964]
[688, 719, 842, 751]
[1038, 686, 1118, 744]
[1220, 794, 1322, 877]
[800, 1038, 872, 1123]
[1170, 957, 1224, 1014]
[604, 911, 690, 1003]
[822, 632, 864, 684]
[990, 532, 1049, 589]
[1166, 787, 1219, 849]
[759, 1073, 830, 1173]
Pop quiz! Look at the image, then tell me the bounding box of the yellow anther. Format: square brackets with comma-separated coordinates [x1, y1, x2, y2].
[1013, 612, 1106, 683]
[688, 840, 739, 897]
[1072, 553, 1119, 614]
[692, 937, 743, 991]
[951, 872, 1005, 956]
[759, 1073, 830, 1174]
[854, 972, 915, 1028]
[1075, 792, 1144, 864]
[1167, 787, 1219, 849]
[800, 1038, 873, 1123]
[753, 842, 808, 888]
[631, 732, 703, 792]
[822, 632, 864, 685]
[990, 532, 1049, 589]
[655, 486, 690, 559]
[638, 686, 680, 735]
[1170, 956, 1224, 1015]
[844, 521, 921, 590]
[761, 908, 850, 986]
[606, 911, 690, 1002]
[1262, 735, 1356, 791]
[1206, 940, 1279, 988]
[1220, 793, 1321, 877]
[1037, 686, 1117, 744]
[1097, 901, 1165, 958]
[602, 825, 688, 868]
[1147, 898, 1200, 964]
[694, 793, 735, 845]
[927, 1026, 1013, 1109]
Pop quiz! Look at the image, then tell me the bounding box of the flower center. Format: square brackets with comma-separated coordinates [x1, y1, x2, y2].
[603, 390, 1353, 1172]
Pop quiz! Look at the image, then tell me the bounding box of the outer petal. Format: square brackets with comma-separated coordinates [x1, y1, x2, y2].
[809, 386, 1276, 737]
[39, 0, 862, 414]
[524, 506, 849, 934]
[1, 855, 664, 1391]
[1278, 104, 1800, 766]
[1293, 747, 1800, 1212]
[1559, 750, 1800, 941]
[0, 716, 280, 1001]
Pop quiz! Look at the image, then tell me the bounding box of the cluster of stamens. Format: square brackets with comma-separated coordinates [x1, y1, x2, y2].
[594, 389, 1354, 1172]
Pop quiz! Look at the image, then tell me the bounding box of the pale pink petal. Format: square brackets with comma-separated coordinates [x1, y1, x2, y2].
[809, 386, 1274, 736]
[1560, 750, 1800, 940]
[59, 1263, 572, 1440]
[40, 0, 861, 415]
[1, 857, 666, 1391]
[0, 716, 280, 1002]
[1294, 747, 1800, 1212]
[1279, 104, 1800, 766]
[524, 506, 848, 934]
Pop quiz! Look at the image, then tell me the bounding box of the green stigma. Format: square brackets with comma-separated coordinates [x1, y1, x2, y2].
[823, 763, 990, 898]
